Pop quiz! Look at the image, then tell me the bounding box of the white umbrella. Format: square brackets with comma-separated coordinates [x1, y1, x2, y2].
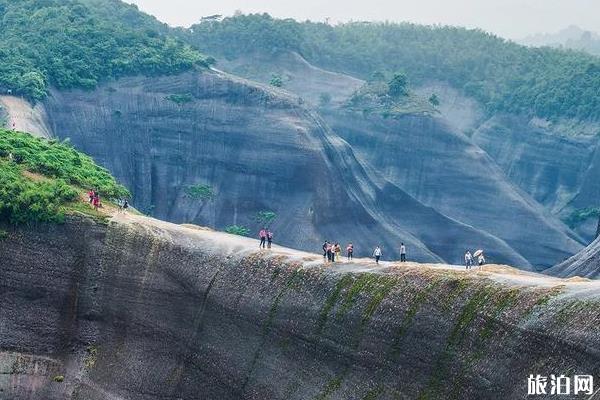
[473, 249, 484, 257]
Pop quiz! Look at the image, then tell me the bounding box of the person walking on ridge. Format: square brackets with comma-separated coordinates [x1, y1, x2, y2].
[92, 192, 100, 211]
[373, 246, 382, 264]
[326, 242, 334, 263]
[346, 243, 354, 261]
[465, 251, 473, 270]
[259, 227, 267, 249]
[323, 241, 329, 260]
[267, 230, 273, 249]
[334, 243, 342, 262]
[400, 243, 407, 262]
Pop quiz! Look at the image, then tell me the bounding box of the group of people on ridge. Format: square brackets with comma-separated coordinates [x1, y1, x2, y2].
[87, 189, 102, 211]
[464, 250, 485, 269]
[258, 227, 274, 249]
[322, 241, 353, 262]
[87, 189, 129, 213]
[321, 241, 407, 264]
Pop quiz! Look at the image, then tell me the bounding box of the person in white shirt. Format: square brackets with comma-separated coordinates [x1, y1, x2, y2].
[400, 243, 407, 262]
[465, 251, 473, 269]
[373, 246, 382, 264]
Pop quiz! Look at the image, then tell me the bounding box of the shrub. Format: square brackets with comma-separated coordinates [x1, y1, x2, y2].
[256, 211, 277, 226]
[184, 184, 213, 200]
[166, 93, 194, 105]
[225, 225, 250, 236]
[270, 74, 283, 87]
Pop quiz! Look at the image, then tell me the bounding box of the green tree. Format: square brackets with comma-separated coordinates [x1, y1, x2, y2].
[429, 93, 440, 106]
[270, 74, 283, 87]
[388, 73, 409, 97]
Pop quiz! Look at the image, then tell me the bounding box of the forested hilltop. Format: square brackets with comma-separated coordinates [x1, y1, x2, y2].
[185, 14, 600, 121]
[0, 0, 210, 100]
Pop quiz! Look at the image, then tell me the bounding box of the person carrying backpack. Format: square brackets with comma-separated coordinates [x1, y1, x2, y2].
[334, 243, 342, 262]
[346, 243, 354, 261]
[322, 241, 329, 260]
[373, 246, 382, 264]
[326, 242, 334, 262]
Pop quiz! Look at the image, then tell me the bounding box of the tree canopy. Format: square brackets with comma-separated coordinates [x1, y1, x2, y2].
[186, 14, 600, 121]
[0, 0, 209, 100]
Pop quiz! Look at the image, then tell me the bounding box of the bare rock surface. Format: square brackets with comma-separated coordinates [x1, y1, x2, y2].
[0, 214, 598, 399]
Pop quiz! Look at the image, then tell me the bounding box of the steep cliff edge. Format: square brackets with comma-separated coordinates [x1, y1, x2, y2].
[1, 214, 599, 399]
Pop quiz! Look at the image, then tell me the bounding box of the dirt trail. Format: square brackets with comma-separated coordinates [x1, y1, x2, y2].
[109, 211, 600, 300]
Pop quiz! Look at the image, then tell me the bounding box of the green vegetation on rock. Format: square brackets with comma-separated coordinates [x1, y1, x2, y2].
[256, 210, 277, 226]
[564, 207, 600, 228]
[184, 183, 213, 199]
[0, 129, 128, 224]
[166, 93, 194, 105]
[270, 74, 284, 87]
[0, 0, 209, 100]
[187, 14, 600, 121]
[225, 225, 250, 236]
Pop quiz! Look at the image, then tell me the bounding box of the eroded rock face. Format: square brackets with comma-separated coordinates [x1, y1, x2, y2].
[201, 51, 589, 269]
[0, 217, 598, 399]
[548, 235, 600, 278]
[39, 70, 530, 264]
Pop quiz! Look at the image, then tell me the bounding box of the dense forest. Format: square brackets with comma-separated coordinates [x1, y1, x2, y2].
[0, 0, 209, 100]
[186, 14, 600, 121]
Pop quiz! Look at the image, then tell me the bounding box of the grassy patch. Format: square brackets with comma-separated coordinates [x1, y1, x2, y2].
[52, 375, 64, 383]
[0, 229, 8, 240]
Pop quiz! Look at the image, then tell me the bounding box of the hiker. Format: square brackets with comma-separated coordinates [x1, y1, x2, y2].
[478, 254, 486, 267]
[322, 241, 329, 260]
[267, 230, 273, 249]
[346, 243, 354, 261]
[465, 251, 473, 269]
[400, 242, 407, 262]
[119, 198, 129, 213]
[334, 243, 342, 262]
[326, 242, 334, 262]
[88, 189, 95, 204]
[259, 227, 267, 249]
[373, 246, 382, 264]
[92, 192, 100, 211]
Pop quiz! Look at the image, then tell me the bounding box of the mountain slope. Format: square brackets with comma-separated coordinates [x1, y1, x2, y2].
[32, 69, 533, 265]
[186, 14, 600, 121]
[0, 0, 209, 99]
[204, 50, 584, 268]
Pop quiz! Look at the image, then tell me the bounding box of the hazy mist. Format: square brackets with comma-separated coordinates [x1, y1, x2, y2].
[128, 0, 599, 39]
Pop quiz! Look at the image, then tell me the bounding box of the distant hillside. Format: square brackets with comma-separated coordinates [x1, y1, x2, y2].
[0, 0, 210, 100]
[185, 14, 600, 121]
[520, 25, 600, 56]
